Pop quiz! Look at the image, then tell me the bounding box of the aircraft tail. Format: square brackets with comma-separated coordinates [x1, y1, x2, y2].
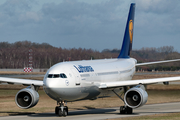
[118, 3, 135, 58]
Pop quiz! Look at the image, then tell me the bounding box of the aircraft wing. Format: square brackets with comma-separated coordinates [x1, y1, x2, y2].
[99, 76, 180, 89]
[0, 77, 43, 86]
[136, 59, 180, 66]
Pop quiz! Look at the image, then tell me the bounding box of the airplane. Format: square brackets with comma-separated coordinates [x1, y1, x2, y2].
[1, 3, 180, 117]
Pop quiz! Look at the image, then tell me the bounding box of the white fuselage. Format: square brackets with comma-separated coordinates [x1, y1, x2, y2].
[43, 58, 137, 102]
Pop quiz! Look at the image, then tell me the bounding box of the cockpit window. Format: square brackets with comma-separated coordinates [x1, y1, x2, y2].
[60, 73, 67, 78]
[47, 73, 67, 78]
[48, 74, 53, 78]
[53, 74, 60, 78]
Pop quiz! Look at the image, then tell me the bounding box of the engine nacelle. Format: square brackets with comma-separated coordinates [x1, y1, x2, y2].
[124, 85, 148, 109]
[15, 87, 39, 109]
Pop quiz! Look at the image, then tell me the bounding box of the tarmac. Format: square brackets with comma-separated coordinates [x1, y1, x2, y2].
[1, 102, 180, 120]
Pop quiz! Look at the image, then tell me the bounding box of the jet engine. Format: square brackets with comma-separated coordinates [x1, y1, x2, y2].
[15, 87, 39, 109]
[124, 85, 148, 109]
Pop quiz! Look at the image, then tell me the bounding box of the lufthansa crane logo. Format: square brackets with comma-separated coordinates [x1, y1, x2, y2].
[129, 20, 133, 43]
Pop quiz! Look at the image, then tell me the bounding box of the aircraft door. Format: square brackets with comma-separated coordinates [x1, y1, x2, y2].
[71, 68, 81, 86]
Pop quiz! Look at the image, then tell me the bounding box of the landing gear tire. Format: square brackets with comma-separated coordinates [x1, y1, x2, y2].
[58, 109, 63, 117]
[63, 108, 67, 117]
[55, 106, 68, 117]
[120, 106, 133, 114]
[65, 106, 68, 115]
[55, 106, 59, 115]
[126, 106, 132, 114]
[120, 106, 126, 114]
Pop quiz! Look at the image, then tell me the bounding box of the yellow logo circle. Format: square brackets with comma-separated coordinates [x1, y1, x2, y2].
[129, 20, 133, 43]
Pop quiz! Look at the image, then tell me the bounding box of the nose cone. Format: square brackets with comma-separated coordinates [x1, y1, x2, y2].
[42, 63, 83, 101]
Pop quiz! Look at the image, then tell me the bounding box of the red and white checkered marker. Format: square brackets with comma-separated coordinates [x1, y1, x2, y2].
[24, 67, 33, 72]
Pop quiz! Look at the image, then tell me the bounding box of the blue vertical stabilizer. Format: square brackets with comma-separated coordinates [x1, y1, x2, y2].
[118, 3, 135, 58]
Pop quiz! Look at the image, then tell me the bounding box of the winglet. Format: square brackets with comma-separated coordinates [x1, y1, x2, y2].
[118, 3, 135, 58]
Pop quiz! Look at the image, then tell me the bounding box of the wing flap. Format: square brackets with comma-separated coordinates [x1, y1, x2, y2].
[99, 76, 180, 89]
[0, 77, 43, 86]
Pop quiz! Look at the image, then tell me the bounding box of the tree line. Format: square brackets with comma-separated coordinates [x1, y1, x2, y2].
[0, 41, 117, 68]
[103, 46, 180, 71]
[0, 41, 180, 71]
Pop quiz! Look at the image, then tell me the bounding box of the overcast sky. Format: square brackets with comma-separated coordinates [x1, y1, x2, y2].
[0, 0, 179, 52]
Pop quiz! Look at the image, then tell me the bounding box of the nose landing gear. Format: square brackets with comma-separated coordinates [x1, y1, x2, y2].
[55, 101, 68, 117]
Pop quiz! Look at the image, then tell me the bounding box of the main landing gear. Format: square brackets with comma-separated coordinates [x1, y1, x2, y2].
[112, 87, 133, 114]
[55, 101, 68, 117]
[120, 106, 132, 114]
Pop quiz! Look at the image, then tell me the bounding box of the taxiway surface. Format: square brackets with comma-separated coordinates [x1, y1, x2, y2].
[1, 102, 180, 120]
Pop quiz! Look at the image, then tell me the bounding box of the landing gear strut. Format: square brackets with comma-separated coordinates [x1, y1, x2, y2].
[55, 101, 68, 117]
[112, 87, 133, 114]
